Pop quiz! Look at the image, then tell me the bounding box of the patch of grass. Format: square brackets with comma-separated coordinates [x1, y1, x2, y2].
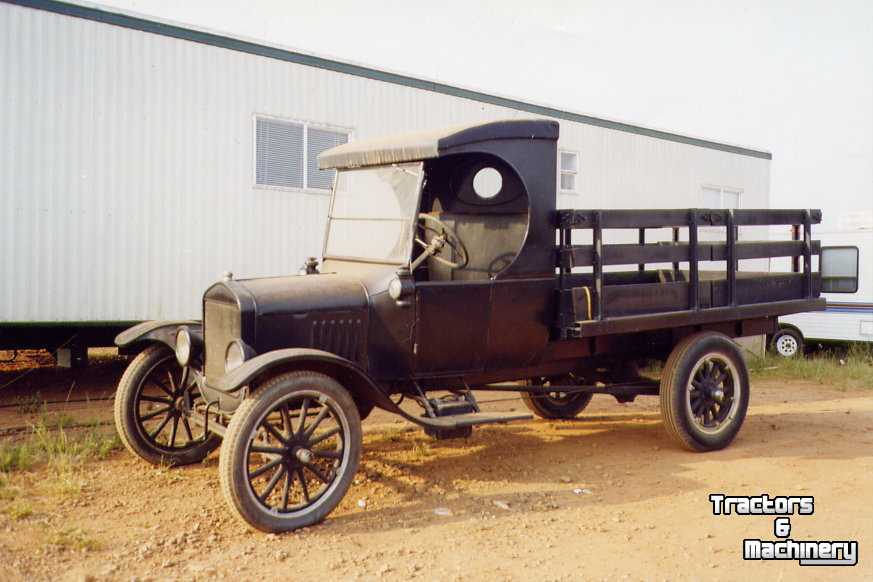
[36, 410, 77, 430]
[750, 344, 873, 390]
[0, 476, 20, 501]
[5, 501, 33, 520]
[46, 527, 101, 552]
[14, 392, 43, 414]
[1, 445, 32, 473]
[0, 419, 120, 475]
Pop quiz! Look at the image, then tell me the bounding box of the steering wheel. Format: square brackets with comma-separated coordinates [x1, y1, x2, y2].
[413, 213, 468, 270]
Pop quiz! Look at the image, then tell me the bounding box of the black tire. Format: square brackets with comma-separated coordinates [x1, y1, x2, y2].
[770, 327, 804, 358]
[219, 371, 362, 533]
[521, 375, 593, 419]
[660, 332, 750, 451]
[114, 344, 221, 466]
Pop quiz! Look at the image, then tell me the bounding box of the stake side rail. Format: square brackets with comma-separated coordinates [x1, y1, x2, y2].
[555, 208, 825, 339]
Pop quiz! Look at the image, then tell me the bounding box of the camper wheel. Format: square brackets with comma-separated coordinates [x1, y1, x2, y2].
[770, 327, 804, 358]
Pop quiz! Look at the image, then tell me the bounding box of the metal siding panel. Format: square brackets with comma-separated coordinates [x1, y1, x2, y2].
[0, 2, 772, 324]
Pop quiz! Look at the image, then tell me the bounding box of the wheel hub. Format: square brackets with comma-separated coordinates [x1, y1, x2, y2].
[295, 448, 313, 464]
[777, 336, 797, 356]
[698, 380, 724, 403]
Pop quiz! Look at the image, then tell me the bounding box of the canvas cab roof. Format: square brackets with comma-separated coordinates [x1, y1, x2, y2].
[318, 119, 559, 170]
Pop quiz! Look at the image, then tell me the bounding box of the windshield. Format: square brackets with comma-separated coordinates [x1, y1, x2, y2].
[324, 162, 423, 264]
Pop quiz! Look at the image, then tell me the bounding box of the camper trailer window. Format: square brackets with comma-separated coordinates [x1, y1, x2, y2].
[821, 246, 859, 293]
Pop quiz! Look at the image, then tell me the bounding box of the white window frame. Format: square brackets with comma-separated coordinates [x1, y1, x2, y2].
[820, 246, 860, 294]
[558, 149, 580, 194]
[701, 184, 743, 209]
[252, 114, 354, 195]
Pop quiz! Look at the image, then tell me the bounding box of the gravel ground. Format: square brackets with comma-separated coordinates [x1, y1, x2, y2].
[0, 355, 871, 581]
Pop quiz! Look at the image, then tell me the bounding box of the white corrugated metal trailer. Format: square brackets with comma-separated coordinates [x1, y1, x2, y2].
[0, 0, 772, 360]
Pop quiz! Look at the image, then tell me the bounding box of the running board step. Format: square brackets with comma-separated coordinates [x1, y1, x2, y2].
[419, 411, 533, 440]
[419, 411, 532, 429]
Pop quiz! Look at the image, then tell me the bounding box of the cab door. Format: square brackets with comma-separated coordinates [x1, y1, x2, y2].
[413, 280, 492, 375]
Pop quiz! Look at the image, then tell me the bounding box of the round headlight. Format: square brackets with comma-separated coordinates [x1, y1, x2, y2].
[388, 276, 403, 300]
[225, 340, 248, 373]
[175, 327, 192, 367]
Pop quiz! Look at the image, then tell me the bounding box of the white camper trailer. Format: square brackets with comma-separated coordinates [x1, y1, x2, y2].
[0, 0, 772, 362]
[771, 212, 873, 357]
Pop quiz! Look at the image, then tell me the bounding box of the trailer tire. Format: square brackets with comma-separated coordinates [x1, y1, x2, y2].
[114, 344, 220, 466]
[659, 332, 749, 452]
[770, 327, 804, 358]
[219, 371, 362, 533]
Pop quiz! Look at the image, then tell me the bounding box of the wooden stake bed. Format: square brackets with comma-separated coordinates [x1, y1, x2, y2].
[555, 208, 824, 339]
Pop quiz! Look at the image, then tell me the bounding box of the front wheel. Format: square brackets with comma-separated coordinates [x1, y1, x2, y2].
[114, 344, 221, 466]
[659, 332, 750, 451]
[219, 371, 362, 533]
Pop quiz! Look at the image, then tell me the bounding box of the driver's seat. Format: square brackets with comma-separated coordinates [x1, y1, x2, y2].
[423, 211, 526, 281]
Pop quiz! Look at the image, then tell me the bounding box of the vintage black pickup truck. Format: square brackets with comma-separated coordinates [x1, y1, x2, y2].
[113, 119, 824, 532]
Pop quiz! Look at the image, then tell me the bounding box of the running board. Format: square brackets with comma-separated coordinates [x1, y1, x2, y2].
[416, 411, 533, 440]
[392, 408, 532, 430]
[424, 411, 532, 428]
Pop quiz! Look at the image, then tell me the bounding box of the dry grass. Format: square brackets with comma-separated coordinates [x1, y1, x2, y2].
[46, 526, 101, 552]
[0, 418, 118, 474]
[750, 343, 873, 390]
[4, 500, 33, 520]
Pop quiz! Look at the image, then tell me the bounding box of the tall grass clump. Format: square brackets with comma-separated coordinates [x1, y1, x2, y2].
[750, 343, 873, 390]
[0, 418, 120, 475]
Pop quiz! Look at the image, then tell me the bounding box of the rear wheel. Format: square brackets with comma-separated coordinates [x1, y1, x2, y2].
[660, 332, 749, 451]
[521, 374, 593, 419]
[770, 327, 803, 358]
[219, 371, 362, 533]
[114, 344, 220, 466]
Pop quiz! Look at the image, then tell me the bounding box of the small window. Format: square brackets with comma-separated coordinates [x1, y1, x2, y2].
[702, 185, 742, 209]
[559, 150, 579, 193]
[722, 188, 741, 210]
[307, 127, 348, 190]
[821, 246, 859, 293]
[472, 167, 503, 199]
[255, 118, 304, 188]
[255, 116, 349, 191]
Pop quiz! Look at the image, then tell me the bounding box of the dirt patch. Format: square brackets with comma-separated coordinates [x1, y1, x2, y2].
[1, 372, 871, 581]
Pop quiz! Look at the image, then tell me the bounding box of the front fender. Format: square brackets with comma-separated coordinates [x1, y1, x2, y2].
[115, 320, 201, 349]
[208, 348, 396, 411]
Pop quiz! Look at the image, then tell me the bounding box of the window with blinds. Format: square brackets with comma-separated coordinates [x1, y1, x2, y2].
[255, 117, 349, 191]
[307, 127, 348, 190]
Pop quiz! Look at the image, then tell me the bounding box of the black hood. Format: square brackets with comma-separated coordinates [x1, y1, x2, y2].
[237, 273, 369, 317]
[205, 273, 371, 363]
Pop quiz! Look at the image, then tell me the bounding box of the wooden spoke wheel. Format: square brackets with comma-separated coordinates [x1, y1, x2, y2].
[521, 374, 593, 419]
[114, 344, 220, 466]
[660, 332, 750, 451]
[219, 371, 362, 533]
